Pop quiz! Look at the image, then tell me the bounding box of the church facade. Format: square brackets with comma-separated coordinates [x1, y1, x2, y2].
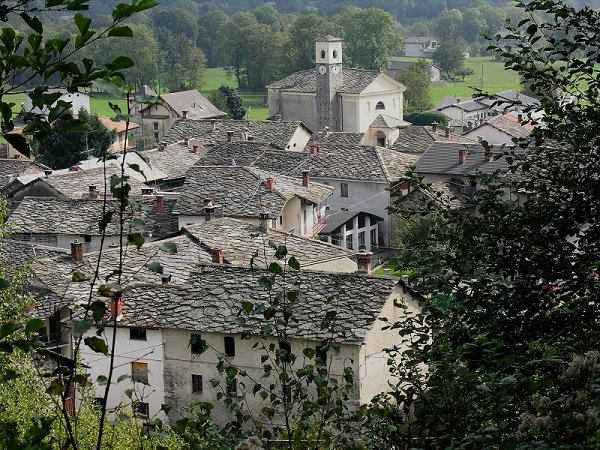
[267, 35, 407, 135]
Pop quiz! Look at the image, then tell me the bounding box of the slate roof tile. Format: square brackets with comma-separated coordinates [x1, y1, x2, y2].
[141, 90, 226, 120]
[266, 68, 382, 94]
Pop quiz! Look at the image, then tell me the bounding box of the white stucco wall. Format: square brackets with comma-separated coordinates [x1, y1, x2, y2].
[81, 326, 167, 422]
[283, 126, 312, 152]
[463, 126, 514, 146]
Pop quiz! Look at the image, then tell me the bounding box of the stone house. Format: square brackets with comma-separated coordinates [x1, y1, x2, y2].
[403, 36, 438, 58]
[462, 113, 534, 146]
[386, 60, 441, 82]
[267, 35, 407, 133]
[98, 116, 140, 153]
[174, 165, 333, 237]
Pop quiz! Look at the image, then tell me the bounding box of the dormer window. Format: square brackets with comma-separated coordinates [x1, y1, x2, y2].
[320, 50, 326, 59]
[375, 101, 385, 110]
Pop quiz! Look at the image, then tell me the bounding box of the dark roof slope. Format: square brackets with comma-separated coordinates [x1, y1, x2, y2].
[267, 68, 383, 94]
[141, 90, 226, 120]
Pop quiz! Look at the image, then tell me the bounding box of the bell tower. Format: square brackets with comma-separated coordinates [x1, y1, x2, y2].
[315, 35, 343, 132]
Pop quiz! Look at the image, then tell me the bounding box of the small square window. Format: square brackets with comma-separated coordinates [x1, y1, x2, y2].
[130, 328, 147, 341]
[192, 374, 203, 393]
[153, 122, 159, 131]
[224, 336, 235, 357]
[134, 401, 149, 417]
[190, 334, 207, 355]
[153, 132, 159, 140]
[340, 183, 349, 197]
[84, 234, 92, 243]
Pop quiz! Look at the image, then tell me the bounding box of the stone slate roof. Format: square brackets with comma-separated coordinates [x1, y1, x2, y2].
[391, 126, 475, 153]
[414, 142, 518, 176]
[183, 217, 352, 269]
[133, 85, 157, 97]
[7, 196, 178, 239]
[111, 265, 400, 344]
[370, 114, 411, 129]
[11, 166, 149, 199]
[307, 131, 364, 148]
[141, 90, 226, 120]
[141, 143, 202, 180]
[164, 118, 308, 149]
[174, 166, 333, 218]
[0, 158, 49, 189]
[472, 114, 534, 140]
[434, 96, 488, 112]
[266, 68, 383, 95]
[393, 182, 470, 213]
[319, 211, 383, 235]
[405, 36, 434, 44]
[317, 34, 342, 42]
[200, 142, 417, 182]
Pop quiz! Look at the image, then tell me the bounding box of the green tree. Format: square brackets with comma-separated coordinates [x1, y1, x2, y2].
[198, 9, 228, 68]
[462, 7, 488, 43]
[434, 8, 463, 42]
[334, 7, 402, 70]
[455, 65, 474, 81]
[404, 110, 448, 127]
[218, 85, 247, 120]
[279, 13, 329, 77]
[38, 108, 115, 169]
[432, 41, 465, 75]
[380, 0, 600, 447]
[407, 21, 430, 37]
[161, 33, 206, 91]
[396, 60, 433, 113]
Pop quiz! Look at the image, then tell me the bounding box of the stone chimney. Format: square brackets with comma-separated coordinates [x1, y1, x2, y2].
[485, 144, 494, 160]
[13, 154, 21, 160]
[182, 110, 188, 119]
[211, 119, 217, 130]
[204, 198, 215, 221]
[88, 185, 99, 199]
[431, 122, 438, 132]
[156, 195, 164, 213]
[211, 248, 223, 264]
[302, 170, 310, 187]
[161, 274, 172, 284]
[445, 127, 451, 138]
[110, 294, 123, 320]
[266, 177, 275, 191]
[459, 148, 467, 164]
[275, 114, 282, 122]
[71, 240, 83, 261]
[44, 169, 52, 177]
[160, 142, 167, 152]
[259, 212, 269, 230]
[517, 113, 523, 123]
[356, 250, 373, 274]
[141, 187, 154, 196]
[310, 144, 319, 155]
[247, 135, 255, 141]
[227, 131, 234, 142]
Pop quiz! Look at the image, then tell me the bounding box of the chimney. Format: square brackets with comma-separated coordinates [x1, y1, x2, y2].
[204, 198, 213, 207]
[156, 195, 164, 213]
[110, 294, 123, 320]
[204, 199, 215, 221]
[161, 274, 172, 284]
[184, 137, 190, 146]
[44, 169, 52, 177]
[13, 154, 20, 159]
[459, 148, 467, 164]
[259, 212, 269, 230]
[445, 127, 451, 138]
[356, 250, 373, 274]
[310, 144, 319, 155]
[247, 135, 255, 141]
[485, 144, 494, 160]
[517, 113, 523, 123]
[160, 142, 167, 152]
[69, 165, 80, 172]
[141, 187, 154, 196]
[71, 240, 83, 261]
[88, 185, 98, 199]
[227, 131, 234, 142]
[266, 177, 275, 191]
[211, 119, 217, 130]
[431, 121, 438, 132]
[211, 248, 223, 264]
[302, 170, 310, 187]
[275, 114, 282, 122]
[182, 110, 188, 119]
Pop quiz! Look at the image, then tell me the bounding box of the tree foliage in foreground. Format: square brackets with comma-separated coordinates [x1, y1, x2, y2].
[381, 0, 600, 447]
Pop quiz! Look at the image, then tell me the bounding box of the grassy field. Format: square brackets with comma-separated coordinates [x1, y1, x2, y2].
[395, 56, 521, 106]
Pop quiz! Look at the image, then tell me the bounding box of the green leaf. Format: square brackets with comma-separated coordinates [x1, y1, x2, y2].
[146, 261, 163, 274]
[72, 271, 90, 282]
[72, 319, 93, 338]
[106, 56, 134, 72]
[0, 322, 21, 340]
[97, 375, 108, 386]
[108, 26, 133, 37]
[89, 300, 106, 323]
[159, 242, 177, 254]
[25, 318, 45, 334]
[274, 245, 288, 260]
[85, 336, 109, 355]
[128, 232, 145, 249]
[268, 262, 284, 276]
[234, 317, 246, 325]
[288, 256, 300, 270]
[19, 12, 43, 34]
[92, 77, 125, 98]
[241, 301, 254, 313]
[117, 374, 130, 383]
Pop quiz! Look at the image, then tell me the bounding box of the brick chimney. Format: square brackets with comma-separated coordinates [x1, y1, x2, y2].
[88, 185, 99, 199]
[445, 127, 451, 138]
[356, 250, 373, 274]
[156, 195, 164, 213]
[459, 148, 467, 164]
[211, 248, 223, 264]
[310, 144, 319, 155]
[227, 131, 234, 142]
[302, 170, 310, 187]
[13, 154, 21, 159]
[266, 177, 275, 191]
[182, 110, 188, 119]
[431, 122, 438, 132]
[71, 240, 83, 261]
[110, 294, 123, 320]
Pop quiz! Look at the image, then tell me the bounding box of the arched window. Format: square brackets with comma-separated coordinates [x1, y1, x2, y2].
[320, 50, 326, 59]
[332, 50, 338, 58]
[375, 101, 385, 110]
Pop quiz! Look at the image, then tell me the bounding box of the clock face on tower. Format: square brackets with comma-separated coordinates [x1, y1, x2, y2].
[332, 64, 340, 74]
[318, 64, 326, 75]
